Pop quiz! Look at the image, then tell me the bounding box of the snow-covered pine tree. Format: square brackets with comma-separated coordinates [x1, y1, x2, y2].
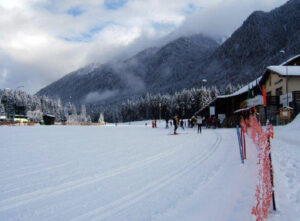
[27, 110, 43, 122]
[224, 84, 234, 95]
[210, 86, 219, 100]
[99, 113, 105, 123]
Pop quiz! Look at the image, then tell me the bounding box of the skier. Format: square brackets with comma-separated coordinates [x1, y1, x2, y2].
[173, 115, 178, 135]
[197, 115, 203, 133]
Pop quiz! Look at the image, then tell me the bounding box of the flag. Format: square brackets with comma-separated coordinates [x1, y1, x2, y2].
[262, 85, 267, 106]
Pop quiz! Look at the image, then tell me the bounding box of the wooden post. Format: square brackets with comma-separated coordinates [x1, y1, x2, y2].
[267, 123, 276, 211]
[236, 125, 244, 164]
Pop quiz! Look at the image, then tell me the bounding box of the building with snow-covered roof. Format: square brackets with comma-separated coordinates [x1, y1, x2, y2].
[261, 65, 300, 97]
[279, 54, 300, 66]
[195, 77, 262, 127]
[261, 65, 300, 96]
[260, 54, 300, 124]
[196, 54, 300, 127]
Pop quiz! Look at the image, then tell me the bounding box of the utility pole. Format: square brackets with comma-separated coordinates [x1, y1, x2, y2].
[286, 64, 289, 107]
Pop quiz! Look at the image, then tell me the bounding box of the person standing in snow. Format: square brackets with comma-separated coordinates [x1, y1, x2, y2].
[197, 115, 203, 133]
[173, 115, 178, 134]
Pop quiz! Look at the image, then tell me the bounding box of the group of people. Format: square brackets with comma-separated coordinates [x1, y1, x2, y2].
[191, 115, 221, 129]
[152, 114, 221, 135]
[166, 116, 187, 134]
[203, 116, 220, 128]
[168, 115, 203, 135]
[167, 115, 221, 135]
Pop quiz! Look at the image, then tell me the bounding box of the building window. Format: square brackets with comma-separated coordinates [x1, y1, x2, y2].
[269, 75, 271, 86]
[274, 79, 283, 85]
[276, 87, 282, 96]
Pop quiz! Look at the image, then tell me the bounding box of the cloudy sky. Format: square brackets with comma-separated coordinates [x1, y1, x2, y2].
[0, 0, 287, 94]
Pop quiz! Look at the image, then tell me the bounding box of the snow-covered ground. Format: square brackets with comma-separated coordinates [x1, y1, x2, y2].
[0, 118, 299, 221]
[269, 115, 300, 221]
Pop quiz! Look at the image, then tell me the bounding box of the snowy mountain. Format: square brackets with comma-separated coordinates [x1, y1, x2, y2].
[36, 34, 219, 109]
[199, 0, 300, 86]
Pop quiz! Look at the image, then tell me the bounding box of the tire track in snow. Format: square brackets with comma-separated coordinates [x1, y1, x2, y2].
[70, 131, 222, 221]
[0, 144, 186, 212]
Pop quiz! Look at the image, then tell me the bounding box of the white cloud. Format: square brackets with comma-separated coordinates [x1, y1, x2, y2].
[0, 0, 288, 93]
[173, 0, 288, 38]
[84, 90, 119, 103]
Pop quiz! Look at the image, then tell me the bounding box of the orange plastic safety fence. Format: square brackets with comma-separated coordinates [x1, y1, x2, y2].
[240, 115, 274, 221]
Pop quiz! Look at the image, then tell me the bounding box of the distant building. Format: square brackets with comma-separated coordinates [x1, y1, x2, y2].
[1, 95, 26, 120]
[43, 114, 55, 125]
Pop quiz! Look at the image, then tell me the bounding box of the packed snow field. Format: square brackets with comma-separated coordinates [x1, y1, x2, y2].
[0, 119, 299, 221]
[269, 116, 300, 221]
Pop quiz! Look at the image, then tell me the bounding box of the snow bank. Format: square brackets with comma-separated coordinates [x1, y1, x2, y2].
[268, 116, 300, 221]
[285, 114, 300, 130]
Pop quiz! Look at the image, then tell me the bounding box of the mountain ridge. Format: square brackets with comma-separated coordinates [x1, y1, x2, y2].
[37, 33, 219, 104]
[198, 0, 300, 86]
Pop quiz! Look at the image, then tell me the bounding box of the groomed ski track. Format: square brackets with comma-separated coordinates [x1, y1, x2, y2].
[0, 125, 257, 221]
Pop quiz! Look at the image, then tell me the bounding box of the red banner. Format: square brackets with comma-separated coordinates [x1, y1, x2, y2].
[262, 85, 267, 107]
